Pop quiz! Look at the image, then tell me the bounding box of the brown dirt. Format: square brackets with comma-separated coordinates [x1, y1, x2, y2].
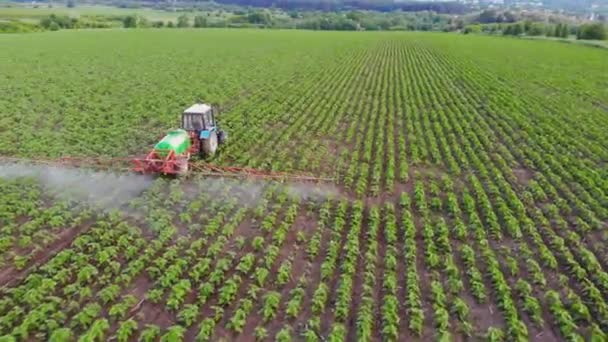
[290, 210, 319, 243]
[394, 205, 414, 341]
[372, 217, 387, 341]
[226, 209, 317, 340]
[184, 201, 301, 340]
[261, 215, 314, 337]
[460, 292, 502, 336]
[232, 216, 258, 241]
[291, 207, 335, 336]
[513, 167, 535, 186]
[345, 209, 370, 341]
[318, 207, 353, 335]
[332, 180, 411, 209]
[411, 211, 437, 340]
[184, 224, 262, 339]
[395, 180, 414, 195]
[412, 163, 449, 181]
[450, 237, 504, 337]
[134, 300, 175, 329]
[106, 274, 157, 334]
[15, 215, 31, 226]
[126, 274, 155, 303]
[256, 211, 315, 336]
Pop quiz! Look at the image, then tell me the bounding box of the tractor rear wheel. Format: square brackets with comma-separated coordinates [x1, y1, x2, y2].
[201, 131, 218, 157]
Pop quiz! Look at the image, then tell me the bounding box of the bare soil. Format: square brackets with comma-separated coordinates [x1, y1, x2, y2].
[262, 211, 316, 337]
[291, 207, 335, 336]
[345, 209, 370, 341]
[513, 167, 535, 186]
[135, 300, 175, 330]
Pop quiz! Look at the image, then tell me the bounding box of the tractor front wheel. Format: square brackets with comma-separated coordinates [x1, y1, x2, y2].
[201, 131, 218, 157]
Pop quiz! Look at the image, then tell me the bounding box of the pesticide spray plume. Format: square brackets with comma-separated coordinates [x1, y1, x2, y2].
[173, 174, 342, 209]
[0, 161, 155, 213]
[0, 160, 341, 210]
[285, 181, 342, 202]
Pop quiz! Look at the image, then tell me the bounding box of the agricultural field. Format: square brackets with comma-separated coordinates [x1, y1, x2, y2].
[1, 29, 608, 341]
[0, 4, 217, 23]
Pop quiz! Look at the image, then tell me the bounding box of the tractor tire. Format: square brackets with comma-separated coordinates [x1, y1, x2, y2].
[218, 130, 227, 144]
[201, 131, 218, 157]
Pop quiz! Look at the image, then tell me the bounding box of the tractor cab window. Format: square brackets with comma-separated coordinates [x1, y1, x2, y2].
[183, 114, 205, 131]
[203, 111, 214, 128]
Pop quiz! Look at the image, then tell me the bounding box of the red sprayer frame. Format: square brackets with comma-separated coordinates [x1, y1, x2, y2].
[132, 149, 188, 175]
[131, 131, 201, 175]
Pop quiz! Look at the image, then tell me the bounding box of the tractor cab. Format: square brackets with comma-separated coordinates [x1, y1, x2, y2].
[182, 103, 226, 157]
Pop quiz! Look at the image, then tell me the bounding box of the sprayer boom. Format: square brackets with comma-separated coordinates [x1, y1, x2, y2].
[0, 156, 333, 183]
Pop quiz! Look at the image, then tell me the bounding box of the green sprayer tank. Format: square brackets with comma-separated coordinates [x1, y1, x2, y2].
[154, 129, 191, 157]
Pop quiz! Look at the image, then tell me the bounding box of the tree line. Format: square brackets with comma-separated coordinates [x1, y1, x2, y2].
[135, 0, 469, 14]
[2, 2, 604, 40]
[464, 21, 607, 41]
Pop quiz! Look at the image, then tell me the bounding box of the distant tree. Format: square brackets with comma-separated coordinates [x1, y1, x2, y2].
[152, 21, 164, 28]
[512, 23, 523, 35]
[177, 14, 189, 28]
[503, 22, 523, 36]
[346, 11, 363, 22]
[40, 16, 53, 29]
[448, 17, 464, 31]
[193, 15, 207, 28]
[228, 14, 248, 24]
[167, 21, 175, 28]
[463, 25, 481, 34]
[527, 23, 544, 36]
[554, 23, 562, 37]
[40, 14, 76, 29]
[376, 19, 393, 30]
[487, 24, 499, 34]
[577, 23, 607, 40]
[560, 24, 569, 38]
[122, 15, 137, 28]
[247, 10, 272, 25]
[138, 16, 149, 28]
[338, 18, 359, 30]
[66, 0, 75, 8]
[49, 21, 60, 31]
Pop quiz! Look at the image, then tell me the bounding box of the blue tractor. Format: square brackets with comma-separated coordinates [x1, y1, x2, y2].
[181, 102, 227, 157]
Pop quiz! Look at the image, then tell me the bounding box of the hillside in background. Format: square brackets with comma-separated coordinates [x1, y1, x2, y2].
[199, 0, 468, 13]
[542, 0, 608, 10]
[1, 0, 607, 34]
